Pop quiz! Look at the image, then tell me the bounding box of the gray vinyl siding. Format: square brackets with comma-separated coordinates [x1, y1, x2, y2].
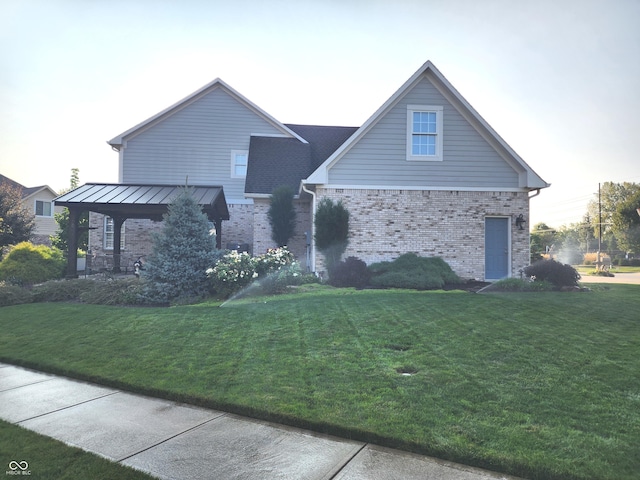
[328, 76, 520, 188]
[121, 88, 287, 201]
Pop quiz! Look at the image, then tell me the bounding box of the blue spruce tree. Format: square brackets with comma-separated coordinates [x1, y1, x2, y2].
[143, 188, 219, 303]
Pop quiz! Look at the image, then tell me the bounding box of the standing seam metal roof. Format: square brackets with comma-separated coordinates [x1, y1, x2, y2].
[54, 184, 229, 220]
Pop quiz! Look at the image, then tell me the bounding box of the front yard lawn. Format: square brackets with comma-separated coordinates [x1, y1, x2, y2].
[1, 285, 639, 480]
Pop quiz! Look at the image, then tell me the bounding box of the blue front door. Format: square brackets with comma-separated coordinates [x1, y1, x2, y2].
[485, 217, 509, 280]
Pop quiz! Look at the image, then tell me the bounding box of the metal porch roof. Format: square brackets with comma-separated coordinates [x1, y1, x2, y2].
[54, 183, 229, 221]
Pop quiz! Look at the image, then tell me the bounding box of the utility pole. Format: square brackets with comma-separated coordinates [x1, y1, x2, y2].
[597, 183, 602, 269]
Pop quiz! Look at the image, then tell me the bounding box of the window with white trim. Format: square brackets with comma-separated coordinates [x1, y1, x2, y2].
[104, 216, 125, 250]
[231, 150, 248, 178]
[407, 105, 443, 161]
[35, 200, 52, 217]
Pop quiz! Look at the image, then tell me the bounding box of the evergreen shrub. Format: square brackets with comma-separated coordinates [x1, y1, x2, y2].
[524, 259, 581, 288]
[80, 277, 148, 305]
[0, 242, 65, 285]
[328, 257, 371, 288]
[141, 188, 221, 304]
[0, 282, 32, 306]
[31, 279, 95, 302]
[369, 253, 460, 290]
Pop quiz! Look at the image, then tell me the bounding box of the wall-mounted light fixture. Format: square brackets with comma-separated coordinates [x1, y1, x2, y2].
[515, 213, 526, 230]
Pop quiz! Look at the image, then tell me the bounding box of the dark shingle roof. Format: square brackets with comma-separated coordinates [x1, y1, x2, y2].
[285, 124, 358, 171]
[244, 125, 358, 195]
[245, 137, 311, 195]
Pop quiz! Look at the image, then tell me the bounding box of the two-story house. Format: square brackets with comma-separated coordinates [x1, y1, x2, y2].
[56, 61, 549, 280]
[0, 174, 62, 245]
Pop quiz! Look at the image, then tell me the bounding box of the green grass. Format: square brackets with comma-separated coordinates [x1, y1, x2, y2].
[1, 285, 639, 480]
[0, 420, 155, 479]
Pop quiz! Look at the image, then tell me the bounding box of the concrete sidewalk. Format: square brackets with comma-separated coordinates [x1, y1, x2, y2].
[0, 363, 519, 480]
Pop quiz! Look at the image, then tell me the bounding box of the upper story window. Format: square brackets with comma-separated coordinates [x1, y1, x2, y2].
[35, 200, 52, 217]
[407, 105, 443, 161]
[231, 150, 248, 178]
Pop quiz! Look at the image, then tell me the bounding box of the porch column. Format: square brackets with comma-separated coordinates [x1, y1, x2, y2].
[65, 207, 80, 279]
[215, 218, 222, 249]
[112, 215, 126, 273]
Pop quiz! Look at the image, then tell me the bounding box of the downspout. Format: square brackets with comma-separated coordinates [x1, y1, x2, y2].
[528, 188, 541, 199]
[301, 182, 316, 273]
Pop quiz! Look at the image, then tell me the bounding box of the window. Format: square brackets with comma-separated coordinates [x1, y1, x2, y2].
[231, 150, 248, 178]
[35, 200, 52, 217]
[104, 217, 125, 250]
[407, 105, 443, 161]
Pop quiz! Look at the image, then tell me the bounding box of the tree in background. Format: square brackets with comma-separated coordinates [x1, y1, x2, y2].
[142, 187, 220, 303]
[51, 168, 89, 254]
[0, 181, 34, 257]
[587, 182, 640, 254]
[314, 198, 349, 275]
[611, 189, 640, 255]
[268, 185, 296, 247]
[529, 222, 555, 263]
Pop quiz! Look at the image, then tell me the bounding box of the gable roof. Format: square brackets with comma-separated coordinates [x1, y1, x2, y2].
[0, 174, 57, 200]
[304, 61, 549, 190]
[245, 125, 358, 196]
[108, 78, 307, 148]
[0, 174, 25, 191]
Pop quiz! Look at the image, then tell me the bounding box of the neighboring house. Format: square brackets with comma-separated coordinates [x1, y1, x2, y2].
[72, 61, 548, 280]
[0, 174, 63, 245]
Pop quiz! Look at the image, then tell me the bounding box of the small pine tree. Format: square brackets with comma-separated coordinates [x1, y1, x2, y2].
[142, 188, 219, 303]
[314, 198, 349, 274]
[268, 185, 296, 247]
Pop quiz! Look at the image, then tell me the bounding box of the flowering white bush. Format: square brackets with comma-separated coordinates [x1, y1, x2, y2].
[208, 247, 299, 297]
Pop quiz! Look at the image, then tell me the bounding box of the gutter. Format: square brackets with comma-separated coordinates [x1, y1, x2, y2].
[300, 182, 316, 273]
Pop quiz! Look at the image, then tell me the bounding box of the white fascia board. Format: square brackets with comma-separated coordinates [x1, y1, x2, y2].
[245, 193, 301, 200]
[108, 78, 307, 147]
[315, 183, 531, 193]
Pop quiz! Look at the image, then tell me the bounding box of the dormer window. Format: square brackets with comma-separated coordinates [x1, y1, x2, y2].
[407, 105, 443, 161]
[231, 150, 248, 178]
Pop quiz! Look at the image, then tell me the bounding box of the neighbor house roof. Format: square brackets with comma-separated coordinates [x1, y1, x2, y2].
[1, 174, 58, 200]
[54, 183, 229, 221]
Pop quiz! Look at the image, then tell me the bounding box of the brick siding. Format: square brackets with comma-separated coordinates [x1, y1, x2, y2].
[315, 188, 530, 280]
[251, 198, 312, 270]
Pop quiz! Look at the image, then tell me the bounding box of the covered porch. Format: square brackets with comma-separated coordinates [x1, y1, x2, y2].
[54, 183, 229, 278]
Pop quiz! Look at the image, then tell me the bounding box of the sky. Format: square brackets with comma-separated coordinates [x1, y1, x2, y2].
[1, 0, 639, 228]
